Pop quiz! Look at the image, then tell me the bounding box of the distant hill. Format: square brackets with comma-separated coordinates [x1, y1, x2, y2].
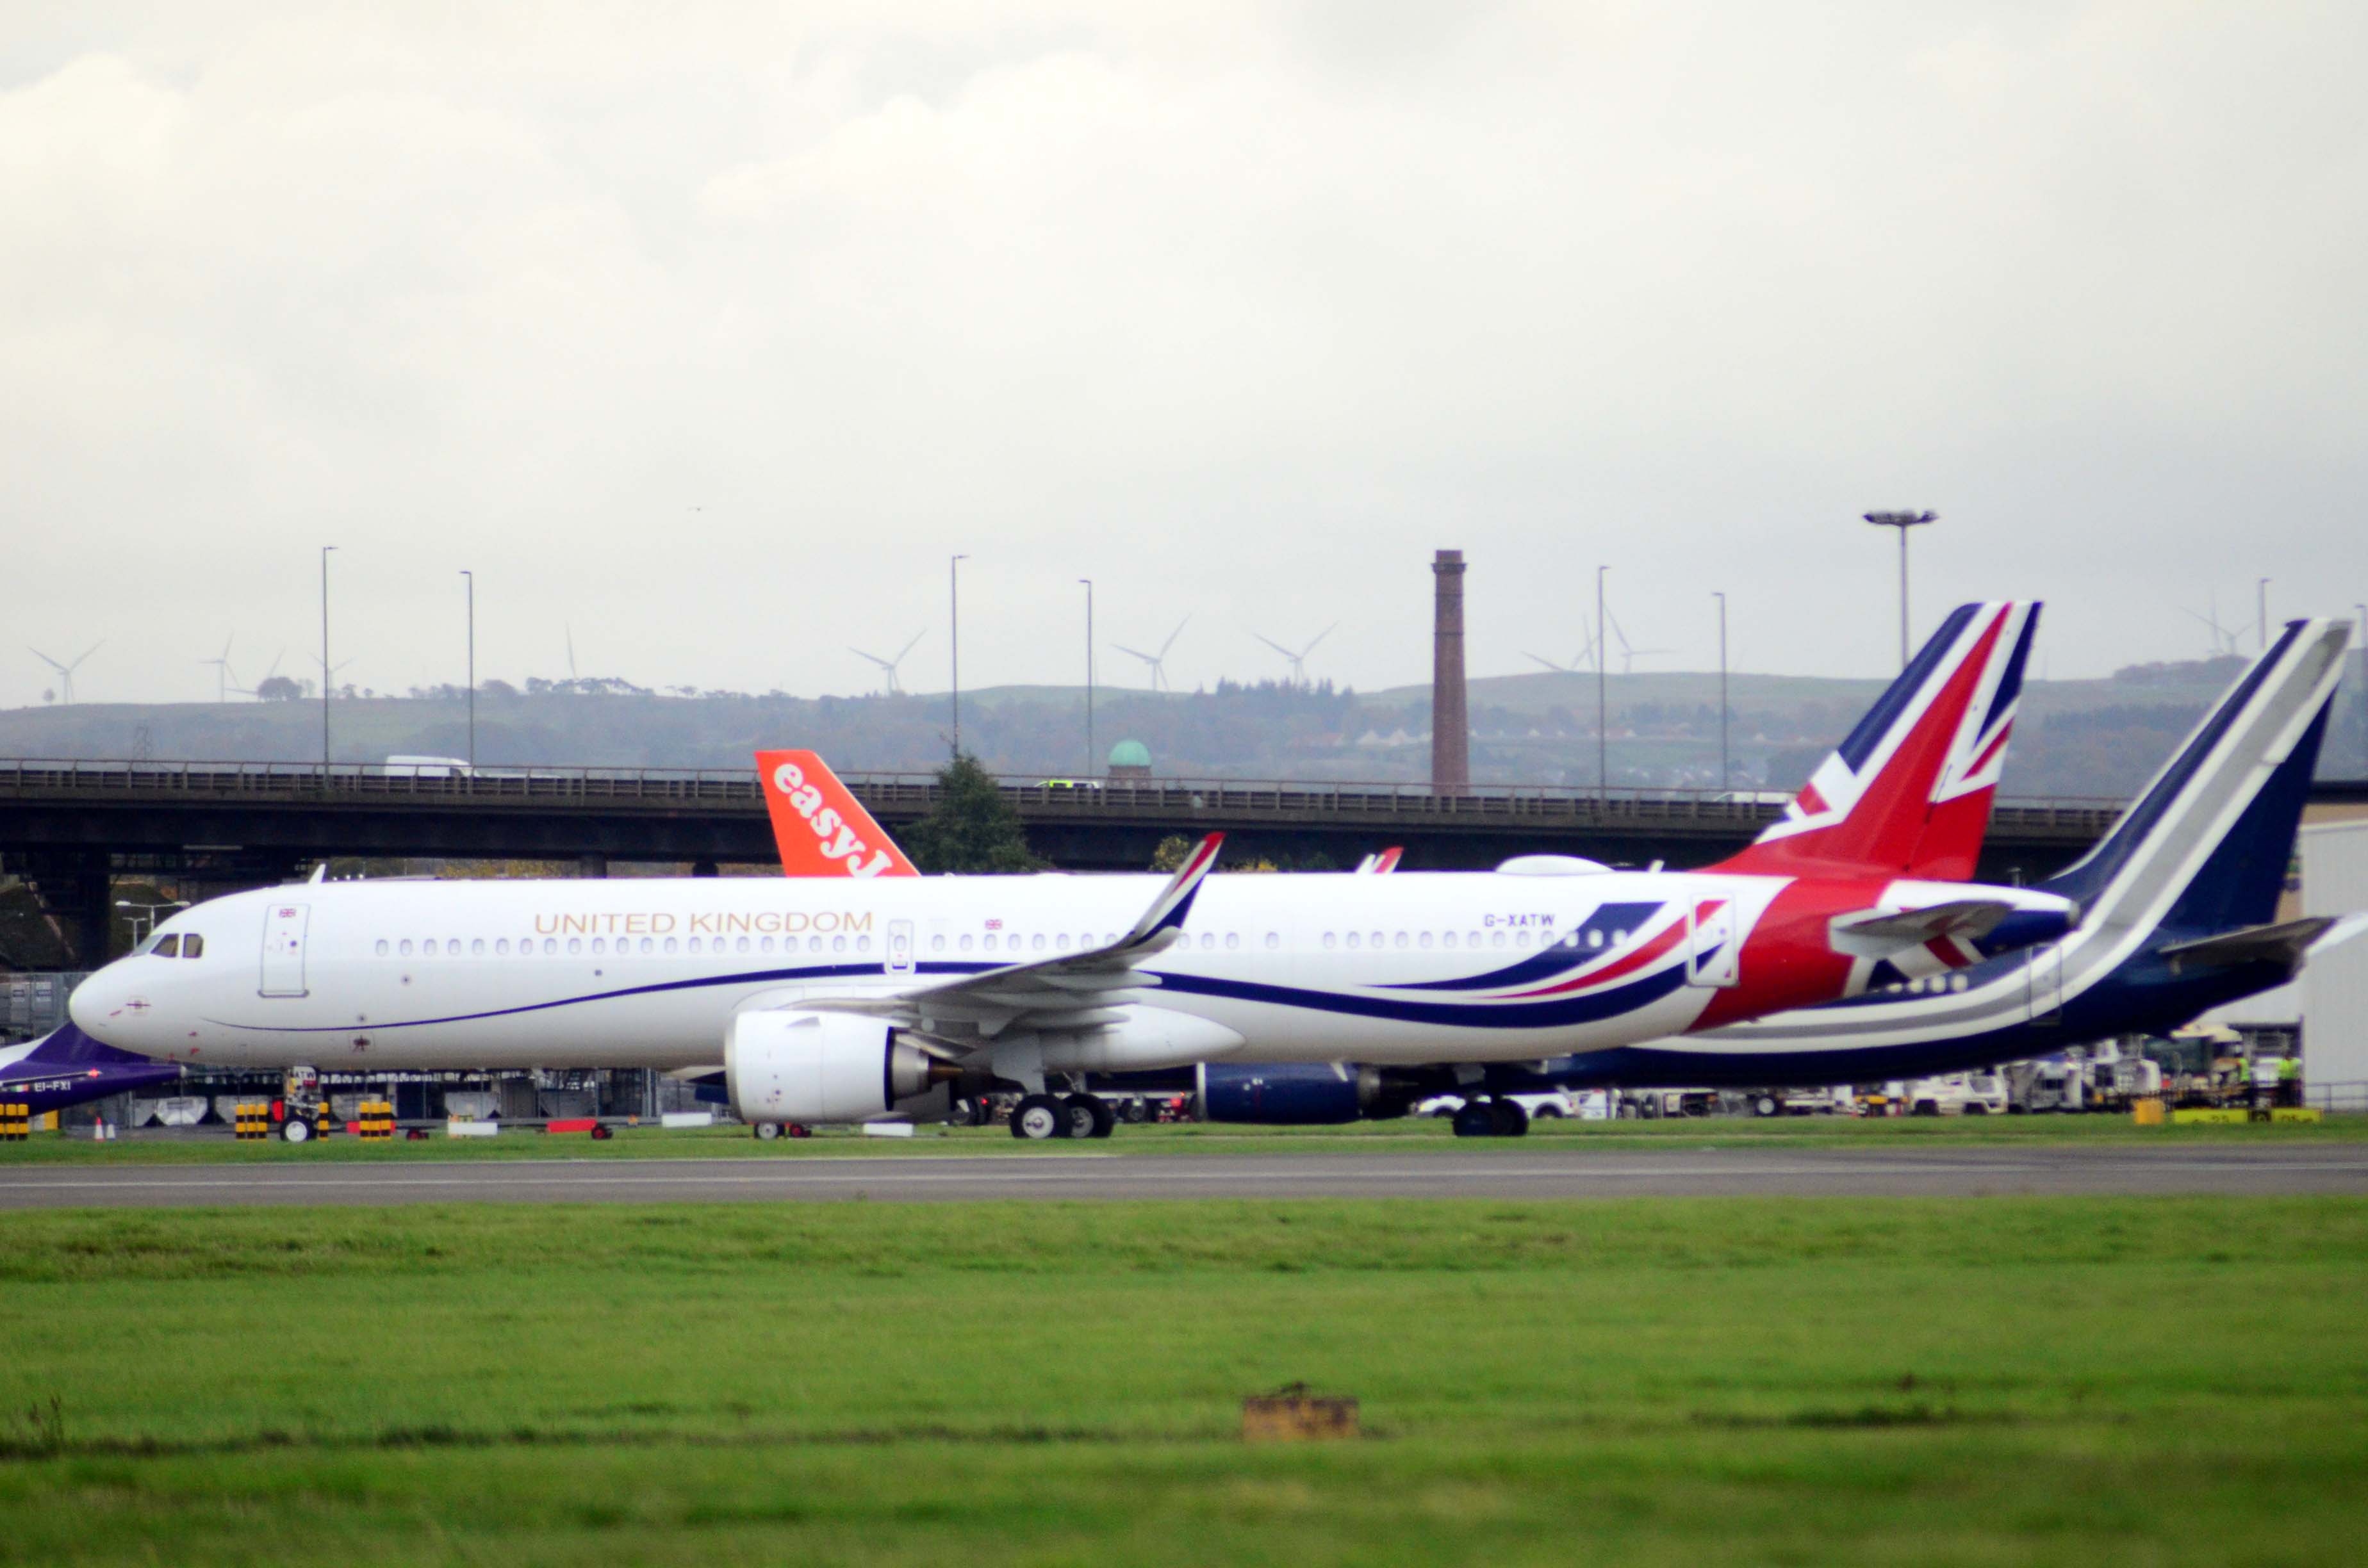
[0, 653, 2357, 799]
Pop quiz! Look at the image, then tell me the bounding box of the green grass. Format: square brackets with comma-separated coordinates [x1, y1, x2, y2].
[2, 1198, 2364, 1564]
[4, 1109, 2364, 1164]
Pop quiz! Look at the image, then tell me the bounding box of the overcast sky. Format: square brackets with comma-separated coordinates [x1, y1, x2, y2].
[4, 2, 2363, 711]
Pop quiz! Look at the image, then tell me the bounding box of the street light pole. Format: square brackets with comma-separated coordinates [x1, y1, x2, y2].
[460, 570, 476, 769]
[1713, 590, 1729, 790]
[1595, 565, 1609, 800]
[949, 554, 968, 758]
[2258, 577, 2271, 649]
[1862, 510, 1938, 669]
[319, 545, 337, 772]
[1080, 577, 1094, 778]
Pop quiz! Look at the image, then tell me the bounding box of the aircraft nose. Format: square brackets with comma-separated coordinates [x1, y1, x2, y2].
[67, 963, 139, 1044]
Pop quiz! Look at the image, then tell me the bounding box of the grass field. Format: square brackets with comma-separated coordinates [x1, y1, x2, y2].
[3, 1197, 2364, 1565]
[3, 1108, 2364, 1164]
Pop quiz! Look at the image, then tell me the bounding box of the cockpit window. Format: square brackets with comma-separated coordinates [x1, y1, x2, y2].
[154, 935, 181, 957]
[182, 934, 204, 959]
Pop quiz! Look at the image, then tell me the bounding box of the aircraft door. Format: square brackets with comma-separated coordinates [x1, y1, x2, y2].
[886, 919, 916, 978]
[2027, 943, 2064, 1025]
[1687, 899, 1741, 987]
[259, 903, 310, 998]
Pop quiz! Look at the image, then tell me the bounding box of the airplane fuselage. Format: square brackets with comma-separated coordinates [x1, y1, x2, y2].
[71, 867, 2068, 1074]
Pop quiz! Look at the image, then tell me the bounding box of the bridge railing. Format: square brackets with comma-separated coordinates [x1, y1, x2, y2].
[0, 757, 2130, 834]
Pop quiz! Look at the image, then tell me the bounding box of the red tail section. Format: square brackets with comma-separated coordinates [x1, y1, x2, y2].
[755, 751, 919, 878]
[1711, 602, 2039, 881]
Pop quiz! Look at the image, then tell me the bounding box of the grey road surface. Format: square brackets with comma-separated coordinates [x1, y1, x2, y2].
[3, 1145, 2364, 1208]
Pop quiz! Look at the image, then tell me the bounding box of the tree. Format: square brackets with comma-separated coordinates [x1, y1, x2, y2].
[255, 675, 303, 701]
[902, 754, 1044, 873]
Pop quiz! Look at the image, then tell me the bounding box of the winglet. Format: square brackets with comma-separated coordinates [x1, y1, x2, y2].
[754, 751, 919, 878]
[1355, 846, 1403, 875]
[1125, 833, 1224, 944]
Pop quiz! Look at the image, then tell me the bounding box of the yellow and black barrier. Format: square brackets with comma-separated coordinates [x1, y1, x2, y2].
[0, 1102, 29, 1141]
[354, 1100, 397, 1141]
[234, 1102, 271, 1141]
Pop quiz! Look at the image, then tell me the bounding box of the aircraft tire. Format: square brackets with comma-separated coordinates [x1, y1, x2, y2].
[1489, 1099, 1531, 1138]
[1451, 1102, 1496, 1139]
[280, 1118, 312, 1145]
[753, 1121, 782, 1141]
[1753, 1095, 1781, 1118]
[1068, 1093, 1117, 1139]
[1012, 1094, 1069, 1141]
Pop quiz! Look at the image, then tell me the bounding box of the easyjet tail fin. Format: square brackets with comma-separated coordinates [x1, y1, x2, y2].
[755, 751, 919, 878]
[1710, 602, 2039, 881]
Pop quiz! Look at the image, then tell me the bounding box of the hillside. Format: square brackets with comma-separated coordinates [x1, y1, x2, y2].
[0, 654, 2358, 799]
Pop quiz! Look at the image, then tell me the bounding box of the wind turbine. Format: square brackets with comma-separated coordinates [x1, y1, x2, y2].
[2183, 602, 2240, 658]
[312, 652, 356, 694]
[1250, 623, 1336, 687]
[1606, 612, 1673, 676]
[199, 635, 238, 703]
[850, 629, 926, 696]
[1114, 616, 1190, 692]
[231, 648, 286, 698]
[28, 642, 102, 705]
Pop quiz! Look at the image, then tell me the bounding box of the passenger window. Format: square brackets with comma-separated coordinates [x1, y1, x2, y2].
[737, 936, 751, 954]
[931, 935, 945, 952]
[760, 935, 774, 954]
[663, 936, 677, 954]
[1492, 931, 1507, 948]
[1952, 975, 1969, 992]
[568, 938, 582, 955]
[1418, 931, 1433, 949]
[399, 939, 415, 957]
[1394, 932, 1408, 949]
[1032, 933, 1046, 952]
[183, 935, 204, 958]
[376, 939, 390, 957]
[1442, 931, 1457, 949]
[960, 935, 973, 952]
[471, 938, 484, 956]
[857, 935, 871, 953]
[1588, 930, 1604, 949]
[1323, 932, 1337, 949]
[1057, 934, 1072, 951]
[1370, 932, 1383, 949]
[833, 935, 846, 953]
[1345, 932, 1361, 949]
[1265, 932, 1279, 949]
[544, 938, 559, 955]
[1516, 931, 1534, 948]
[643, 937, 657, 954]
[497, 938, 511, 956]
[156, 935, 181, 957]
[809, 935, 823, 953]
[1613, 929, 1629, 945]
[1225, 932, 1240, 950]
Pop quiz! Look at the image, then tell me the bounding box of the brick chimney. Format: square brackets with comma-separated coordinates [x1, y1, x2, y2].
[1431, 550, 1468, 794]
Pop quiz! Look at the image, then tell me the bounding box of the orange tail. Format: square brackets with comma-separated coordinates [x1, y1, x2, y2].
[755, 751, 919, 878]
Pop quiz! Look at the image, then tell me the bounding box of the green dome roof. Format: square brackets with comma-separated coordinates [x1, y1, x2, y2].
[1106, 739, 1151, 768]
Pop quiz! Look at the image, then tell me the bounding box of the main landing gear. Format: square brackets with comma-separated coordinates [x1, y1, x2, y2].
[1450, 1097, 1531, 1139]
[1010, 1091, 1116, 1141]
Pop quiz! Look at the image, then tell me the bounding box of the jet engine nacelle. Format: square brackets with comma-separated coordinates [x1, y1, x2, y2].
[1197, 1061, 1402, 1125]
[727, 1009, 940, 1125]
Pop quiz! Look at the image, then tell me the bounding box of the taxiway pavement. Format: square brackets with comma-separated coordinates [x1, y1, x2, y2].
[3, 1143, 2363, 1207]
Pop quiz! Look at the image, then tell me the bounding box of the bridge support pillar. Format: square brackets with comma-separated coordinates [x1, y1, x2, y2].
[578, 853, 608, 879]
[13, 852, 115, 968]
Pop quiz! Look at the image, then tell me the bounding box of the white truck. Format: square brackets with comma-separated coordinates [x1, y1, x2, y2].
[1902, 1071, 2010, 1116]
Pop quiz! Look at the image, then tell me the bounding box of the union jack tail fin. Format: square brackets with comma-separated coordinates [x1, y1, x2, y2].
[755, 751, 919, 878]
[1709, 602, 2039, 881]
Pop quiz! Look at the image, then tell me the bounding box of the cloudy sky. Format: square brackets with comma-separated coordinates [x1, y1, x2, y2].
[4, 1, 2363, 710]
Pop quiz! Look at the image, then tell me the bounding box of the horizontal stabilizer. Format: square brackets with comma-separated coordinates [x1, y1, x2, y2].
[2162, 914, 2368, 976]
[1829, 899, 2018, 960]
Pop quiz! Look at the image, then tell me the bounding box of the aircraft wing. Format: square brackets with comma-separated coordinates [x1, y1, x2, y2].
[2160, 914, 2368, 976]
[1827, 899, 2020, 960]
[786, 834, 1224, 1050]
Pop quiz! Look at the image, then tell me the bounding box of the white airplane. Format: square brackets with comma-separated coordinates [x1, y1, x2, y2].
[71, 603, 2076, 1140]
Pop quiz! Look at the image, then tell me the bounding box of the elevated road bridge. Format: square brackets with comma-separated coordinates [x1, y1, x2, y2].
[0, 758, 2151, 963]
